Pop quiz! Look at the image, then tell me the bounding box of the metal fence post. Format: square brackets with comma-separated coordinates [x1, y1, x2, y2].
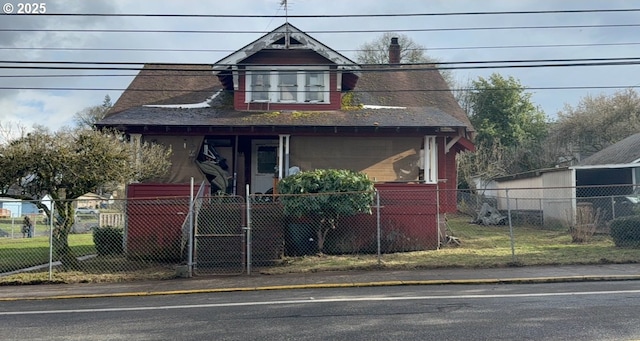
[246, 185, 252, 275]
[611, 196, 616, 220]
[187, 177, 194, 278]
[48, 204, 54, 281]
[506, 189, 516, 263]
[376, 189, 381, 266]
[436, 182, 441, 250]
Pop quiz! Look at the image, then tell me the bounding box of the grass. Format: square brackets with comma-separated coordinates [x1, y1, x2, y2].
[260, 214, 640, 274]
[0, 256, 177, 285]
[0, 235, 177, 285]
[2, 213, 640, 284]
[0, 234, 96, 273]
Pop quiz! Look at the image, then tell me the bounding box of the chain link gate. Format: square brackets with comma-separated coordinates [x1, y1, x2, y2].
[193, 196, 246, 275]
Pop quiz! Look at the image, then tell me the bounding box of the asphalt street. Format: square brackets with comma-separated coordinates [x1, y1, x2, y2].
[1, 263, 640, 301]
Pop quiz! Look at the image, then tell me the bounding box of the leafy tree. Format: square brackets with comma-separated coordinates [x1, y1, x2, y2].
[458, 74, 550, 187]
[469, 73, 548, 148]
[277, 169, 375, 254]
[0, 127, 171, 269]
[355, 32, 453, 85]
[73, 95, 112, 128]
[549, 89, 640, 162]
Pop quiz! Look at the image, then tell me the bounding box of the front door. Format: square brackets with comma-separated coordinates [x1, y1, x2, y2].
[251, 140, 278, 194]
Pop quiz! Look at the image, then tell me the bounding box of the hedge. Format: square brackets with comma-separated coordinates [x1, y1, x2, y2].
[610, 215, 640, 247]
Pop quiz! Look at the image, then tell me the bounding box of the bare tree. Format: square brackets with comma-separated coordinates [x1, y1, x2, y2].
[0, 121, 26, 146]
[549, 89, 640, 163]
[355, 33, 454, 85]
[73, 95, 112, 129]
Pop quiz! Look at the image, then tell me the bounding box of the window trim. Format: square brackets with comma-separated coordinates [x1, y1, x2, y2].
[246, 67, 330, 104]
[422, 136, 438, 184]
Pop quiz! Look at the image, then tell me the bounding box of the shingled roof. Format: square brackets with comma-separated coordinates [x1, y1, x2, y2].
[103, 64, 473, 131]
[355, 65, 472, 129]
[579, 132, 640, 166]
[109, 64, 221, 114]
[103, 22, 472, 134]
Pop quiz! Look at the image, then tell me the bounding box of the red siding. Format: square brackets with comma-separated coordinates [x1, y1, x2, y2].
[437, 137, 459, 213]
[127, 183, 205, 199]
[374, 183, 440, 250]
[242, 50, 335, 65]
[126, 183, 203, 260]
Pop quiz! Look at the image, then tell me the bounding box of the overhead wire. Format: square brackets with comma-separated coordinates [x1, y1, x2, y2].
[4, 41, 640, 53]
[27, 8, 640, 18]
[3, 23, 640, 34]
[2, 8, 639, 93]
[0, 85, 637, 92]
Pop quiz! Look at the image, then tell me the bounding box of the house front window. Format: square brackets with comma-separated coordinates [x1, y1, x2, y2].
[250, 72, 270, 101]
[278, 72, 298, 102]
[305, 72, 325, 102]
[257, 146, 278, 174]
[246, 68, 329, 104]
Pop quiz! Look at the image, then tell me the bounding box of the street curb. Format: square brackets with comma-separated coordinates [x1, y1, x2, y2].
[2, 275, 640, 301]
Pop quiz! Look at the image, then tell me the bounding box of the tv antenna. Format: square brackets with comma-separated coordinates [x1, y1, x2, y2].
[280, 0, 289, 23]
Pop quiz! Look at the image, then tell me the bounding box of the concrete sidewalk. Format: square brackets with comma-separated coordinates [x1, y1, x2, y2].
[1, 263, 640, 301]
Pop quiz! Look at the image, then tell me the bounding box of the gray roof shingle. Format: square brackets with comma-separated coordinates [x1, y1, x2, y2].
[103, 63, 472, 131]
[579, 132, 640, 166]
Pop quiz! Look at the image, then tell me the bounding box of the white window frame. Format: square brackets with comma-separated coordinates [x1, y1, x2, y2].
[246, 67, 330, 104]
[249, 71, 270, 101]
[304, 71, 326, 103]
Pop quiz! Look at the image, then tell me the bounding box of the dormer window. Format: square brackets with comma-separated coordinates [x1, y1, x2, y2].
[246, 67, 330, 104]
[278, 72, 297, 102]
[250, 72, 270, 101]
[305, 72, 325, 102]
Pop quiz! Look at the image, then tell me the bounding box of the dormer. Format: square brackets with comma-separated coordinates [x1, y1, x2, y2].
[213, 23, 360, 111]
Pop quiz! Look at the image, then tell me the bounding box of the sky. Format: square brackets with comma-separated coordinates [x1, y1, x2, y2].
[1, 0, 639, 141]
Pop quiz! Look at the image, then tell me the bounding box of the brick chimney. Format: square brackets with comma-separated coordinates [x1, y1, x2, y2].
[389, 37, 401, 64]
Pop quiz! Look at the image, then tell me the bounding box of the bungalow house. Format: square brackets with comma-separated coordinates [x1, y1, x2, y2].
[97, 23, 474, 257]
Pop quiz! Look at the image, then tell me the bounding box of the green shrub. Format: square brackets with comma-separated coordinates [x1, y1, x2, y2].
[278, 169, 375, 254]
[93, 226, 124, 255]
[610, 215, 640, 247]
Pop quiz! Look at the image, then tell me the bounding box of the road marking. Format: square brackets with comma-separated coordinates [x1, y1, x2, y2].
[2, 289, 640, 316]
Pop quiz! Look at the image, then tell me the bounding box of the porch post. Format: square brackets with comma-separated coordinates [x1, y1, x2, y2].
[278, 134, 291, 179]
[423, 136, 437, 183]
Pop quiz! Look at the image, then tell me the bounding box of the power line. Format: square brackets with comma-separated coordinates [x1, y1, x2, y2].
[3, 23, 640, 34]
[2, 57, 640, 69]
[3, 41, 640, 54]
[1, 62, 638, 72]
[0, 85, 637, 92]
[29, 8, 640, 18]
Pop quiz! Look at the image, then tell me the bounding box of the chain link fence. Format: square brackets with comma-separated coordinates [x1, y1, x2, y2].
[1, 183, 639, 282]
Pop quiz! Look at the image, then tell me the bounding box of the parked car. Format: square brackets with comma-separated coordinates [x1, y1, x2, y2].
[625, 188, 640, 205]
[75, 207, 99, 215]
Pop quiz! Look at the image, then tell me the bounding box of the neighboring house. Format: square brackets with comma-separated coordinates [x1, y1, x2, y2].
[76, 192, 108, 209]
[0, 198, 40, 218]
[98, 23, 474, 199]
[477, 132, 640, 226]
